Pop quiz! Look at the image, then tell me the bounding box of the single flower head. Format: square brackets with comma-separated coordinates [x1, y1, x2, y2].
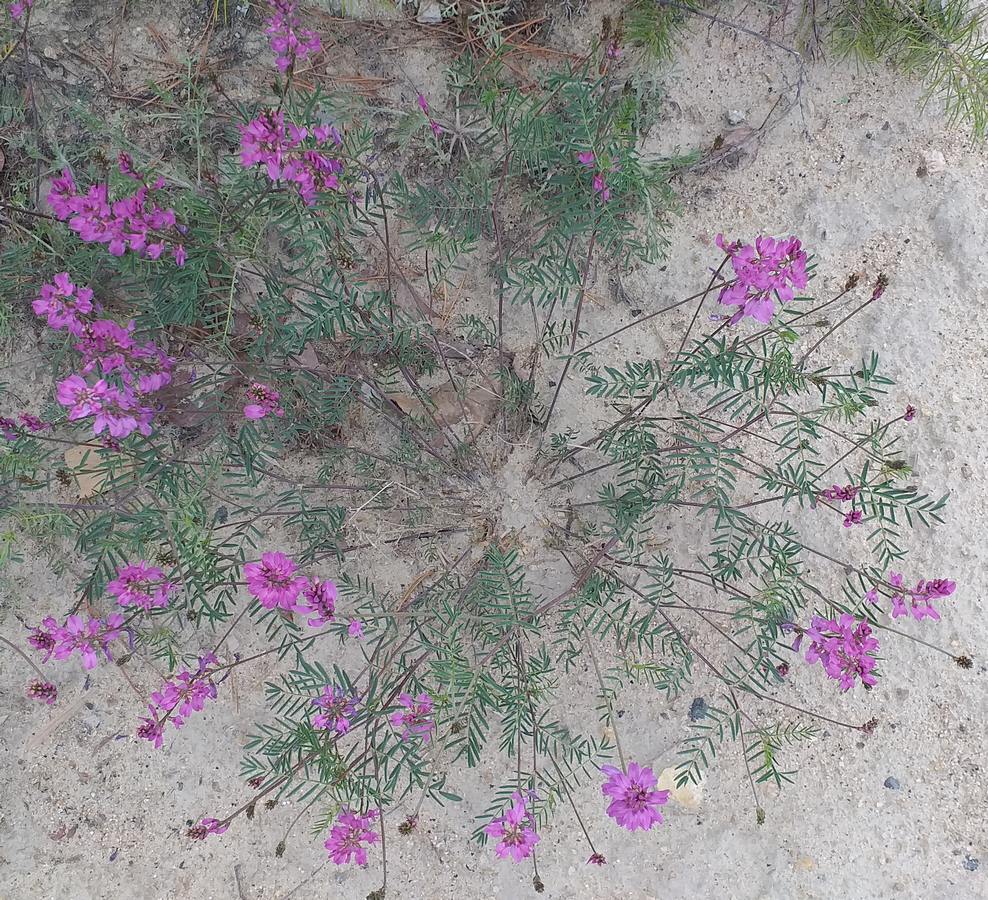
[324, 808, 379, 865]
[600, 762, 669, 831]
[484, 792, 540, 862]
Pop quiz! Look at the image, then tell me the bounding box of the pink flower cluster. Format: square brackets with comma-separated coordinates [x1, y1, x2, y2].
[9, 0, 31, 20]
[243, 382, 285, 420]
[28, 613, 124, 670]
[888, 571, 955, 622]
[820, 483, 858, 502]
[47, 164, 186, 265]
[32, 273, 174, 440]
[137, 653, 219, 749]
[0, 412, 50, 441]
[389, 692, 434, 742]
[484, 792, 540, 862]
[576, 151, 612, 202]
[240, 109, 344, 206]
[600, 762, 669, 831]
[843, 508, 863, 528]
[187, 817, 228, 840]
[715, 233, 809, 325]
[416, 94, 444, 138]
[107, 561, 178, 611]
[27, 679, 58, 705]
[312, 685, 359, 734]
[265, 0, 321, 72]
[244, 551, 310, 610]
[298, 578, 337, 626]
[324, 808, 379, 865]
[797, 613, 879, 691]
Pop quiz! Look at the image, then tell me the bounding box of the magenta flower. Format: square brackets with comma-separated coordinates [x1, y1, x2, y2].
[588, 853, 607, 865]
[311, 685, 359, 734]
[600, 762, 669, 831]
[0, 416, 17, 440]
[9, 0, 32, 20]
[904, 404, 917, 422]
[45, 169, 185, 265]
[240, 110, 344, 206]
[484, 792, 540, 861]
[265, 0, 321, 72]
[606, 40, 622, 59]
[820, 483, 857, 503]
[27, 618, 59, 661]
[714, 233, 809, 325]
[188, 817, 229, 840]
[32, 273, 95, 334]
[577, 150, 596, 167]
[243, 382, 285, 420]
[417, 94, 430, 114]
[325, 808, 379, 865]
[138, 656, 219, 748]
[137, 710, 165, 749]
[389, 692, 435, 742]
[890, 573, 955, 621]
[801, 613, 879, 691]
[592, 172, 611, 202]
[107, 561, 178, 611]
[18, 413, 49, 432]
[51, 613, 125, 670]
[57, 374, 108, 419]
[27, 680, 58, 705]
[347, 619, 364, 639]
[842, 509, 863, 527]
[297, 577, 337, 626]
[244, 551, 308, 610]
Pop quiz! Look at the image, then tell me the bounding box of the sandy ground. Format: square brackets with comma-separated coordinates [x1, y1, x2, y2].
[1, 2, 987, 899]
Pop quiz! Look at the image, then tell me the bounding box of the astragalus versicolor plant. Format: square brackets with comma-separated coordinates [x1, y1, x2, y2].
[0, 0, 968, 893]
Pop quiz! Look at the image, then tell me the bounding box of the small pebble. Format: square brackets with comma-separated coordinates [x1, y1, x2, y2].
[963, 856, 979, 872]
[726, 109, 746, 125]
[883, 776, 900, 790]
[688, 697, 708, 721]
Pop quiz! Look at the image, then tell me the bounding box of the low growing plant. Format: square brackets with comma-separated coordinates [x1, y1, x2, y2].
[0, 0, 969, 892]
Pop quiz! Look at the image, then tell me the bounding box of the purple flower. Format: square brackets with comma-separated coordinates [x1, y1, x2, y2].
[27, 680, 57, 705]
[600, 762, 669, 831]
[188, 817, 228, 840]
[714, 233, 809, 325]
[347, 619, 364, 639]
[325, 808, 379, 865]
[577, 150, 596, 167]
[842, 509, 863, 528]
[389, 692, 434, 742]
[18, 413, 49, 432]
[820, 483, 858, 503]
[801, 613, 879, 691]
[46, 171, 185, 266]
[588, 853, 607, 866]
[265, 0, 321, 72]
[244, 551, 307, 610]
[891, 573, 955, 622]
[297, 577, 337, 626]
[27, 618, 58, 661]
[592, 172, 611, 202]
[904, 405, 917, 422]
[484, 792, 540, 861]
[311, 685, 359, 734]
[240, 110, 344, 206]
[107, 561, 178, 611]
[243, 382, 285, 420]
[9, 0, 32, 20]
[32, 273, 94, 334]
[51, 614, 125, 670]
